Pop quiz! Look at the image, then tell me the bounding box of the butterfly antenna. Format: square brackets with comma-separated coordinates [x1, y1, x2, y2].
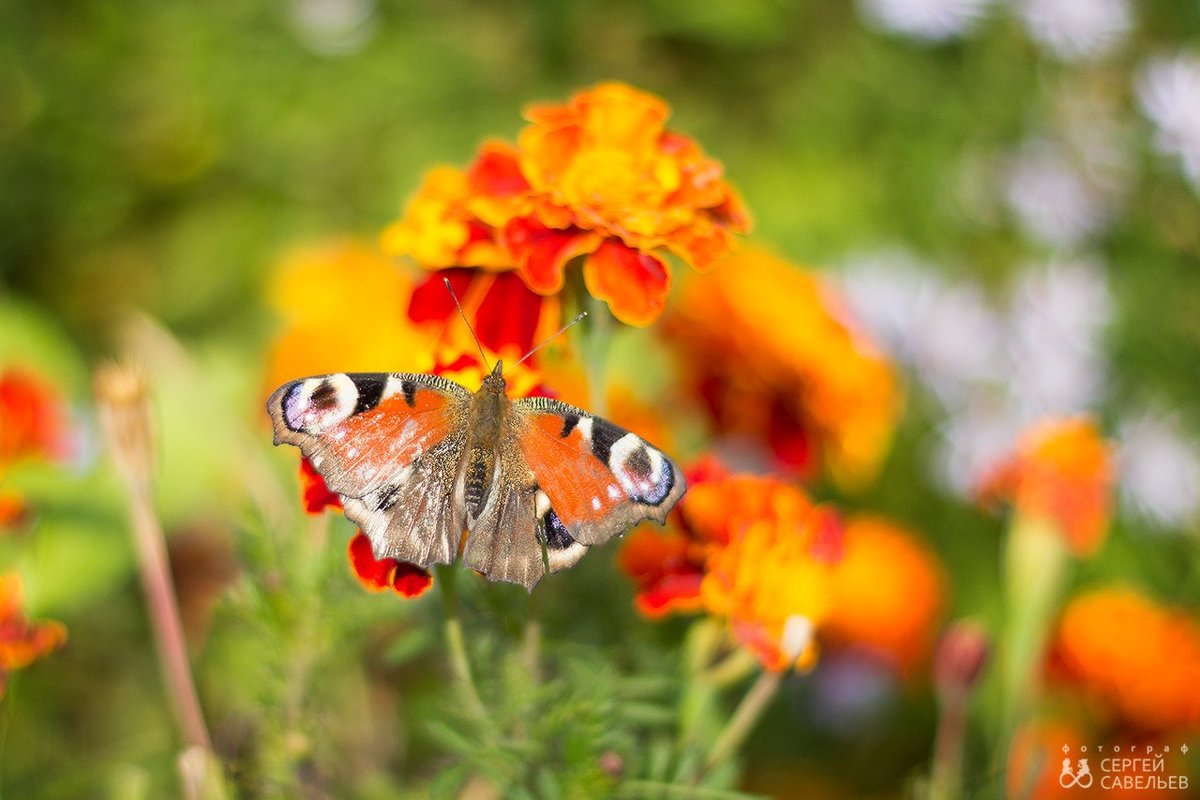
[512, 311, 588, 369]
[443, 278, 490, 369]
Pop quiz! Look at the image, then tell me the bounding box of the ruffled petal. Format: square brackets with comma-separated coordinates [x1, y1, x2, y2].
[582, 239, 669, 326]
[503, 218, 600, 294]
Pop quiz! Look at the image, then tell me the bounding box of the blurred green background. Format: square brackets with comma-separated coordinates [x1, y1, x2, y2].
[2, 1, 1199, 797]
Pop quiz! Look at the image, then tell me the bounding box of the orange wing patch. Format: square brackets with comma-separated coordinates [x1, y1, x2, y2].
[522, 414, 628, 531]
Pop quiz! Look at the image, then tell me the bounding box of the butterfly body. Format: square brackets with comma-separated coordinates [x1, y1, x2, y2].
[267, 363, 685, 589]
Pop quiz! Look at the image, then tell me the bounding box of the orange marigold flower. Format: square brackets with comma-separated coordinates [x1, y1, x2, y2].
[822, 516, 947, 677]
[0, 573, 66, 697]
[617, 458, 731, 618]
[978, 417, 1113, 557]
[0, 368, 71, 465]
[348, 532, 432, 598]
[666, 249, 900, 488]
[384, 83, 750, 327]
[0, 368, 72, 529]
[1049, 588, 1200, 733]
[688, 476, 841, 671]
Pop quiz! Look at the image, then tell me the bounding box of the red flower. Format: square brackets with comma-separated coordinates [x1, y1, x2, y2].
[299, 456, 341, 514]
[348, 532, 433, 598]
[407, 267, 557, 359]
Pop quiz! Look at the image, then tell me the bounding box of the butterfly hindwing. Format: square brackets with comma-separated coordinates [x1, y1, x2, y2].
[268, 372, 472, 565]
[510, 397, 686, 547]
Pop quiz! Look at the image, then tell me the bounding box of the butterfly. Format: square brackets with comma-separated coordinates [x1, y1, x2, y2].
[267, 362, 686, 590]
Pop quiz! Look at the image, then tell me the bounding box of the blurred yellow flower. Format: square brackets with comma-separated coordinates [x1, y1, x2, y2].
[822, 516, 947, 677]
[1050, 587, 1200, 733]
[979, 417, 1113, 556]
[264, 240, 432, 393]
[666, 249, 900, 488]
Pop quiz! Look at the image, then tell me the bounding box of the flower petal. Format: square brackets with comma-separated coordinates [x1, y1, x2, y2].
[504, 218, 600, 294]
[299, 456, 342, 514]
[582, 239, 670, 326]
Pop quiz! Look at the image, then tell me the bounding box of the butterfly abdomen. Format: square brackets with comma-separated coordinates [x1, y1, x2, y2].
[464, 448, 491, 516]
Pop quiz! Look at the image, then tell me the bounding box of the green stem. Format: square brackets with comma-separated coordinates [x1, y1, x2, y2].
[436, 566, 492, 730]
[1001, 514, 1069, 731]
[568, 258, 614, 416]
[998, 513, 1071, 796]
[701, 669, 782, 777]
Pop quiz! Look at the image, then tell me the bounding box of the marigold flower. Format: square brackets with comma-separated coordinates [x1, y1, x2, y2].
[666, 249, 900, 488]
[822, 516, 947, 676]
[0, 368, 71, 465]
[0, 573, 66, 697]
[1049, 588, 1200, 733]
[691, 476, 841, 671]
[265, 241, 433, 393]
[348, 532, 433, 598]
[978, 417, 1113, 556]
[0, 368, 72, 528]
[384, 83, 750, 327]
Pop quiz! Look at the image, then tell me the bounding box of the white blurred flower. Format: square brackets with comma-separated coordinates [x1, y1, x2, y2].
[1004, 139, 1114, 247]
[1017, 0, 1132, 62]
[1007, 259, 1110, 415]
[1137, 54, 1200, 190]
[935, 397, 1025, 495]
[908, 282, 1007, 407]
[858, 0, 991, 41]
[290, 0, 376, 55]
[837, 250, 932, 359]
[1119, 412, 1200, 529]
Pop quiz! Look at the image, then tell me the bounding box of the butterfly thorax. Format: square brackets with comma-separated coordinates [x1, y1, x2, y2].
[462, 362, 509, 519]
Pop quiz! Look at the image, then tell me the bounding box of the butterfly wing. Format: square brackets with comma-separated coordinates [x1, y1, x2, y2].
[267, 372, 472, 566]
[459, 396, 685, 589]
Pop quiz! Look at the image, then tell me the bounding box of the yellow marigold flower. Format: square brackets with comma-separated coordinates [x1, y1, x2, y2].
[265, 240, 433, 393]
[666, 249, 900, 488]
[0, 573, 66, 697]
[978, 417, 1113, 557]
[822, 516, 947, 676]
[1050, 588, 1200, 733]
[685, 475, 841, 671]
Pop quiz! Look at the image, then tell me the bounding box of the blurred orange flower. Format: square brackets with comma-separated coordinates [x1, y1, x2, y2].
[822, 516, 947, 677]
[0, 573, 66, 697]
[665, 249, 900, 488]
[0, 368, 72, 528]
[383, 83, 751, 326]
[978, 417, 1113, 557]
[1049, 587, 1200, 733]
[621, 467, 842, 672]
[1007, 719, 1087, 800]
[0, 368, 71, 465]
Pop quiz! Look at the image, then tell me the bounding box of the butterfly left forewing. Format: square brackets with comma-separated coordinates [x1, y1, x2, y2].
[510, 397, 686, 547]
[267, 371, 472, 567]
